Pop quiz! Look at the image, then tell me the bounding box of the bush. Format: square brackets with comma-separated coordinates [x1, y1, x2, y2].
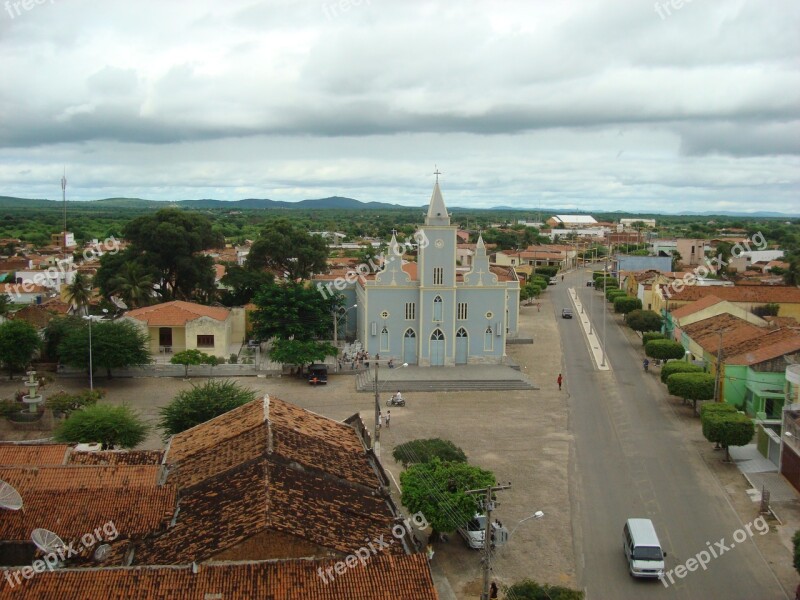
[45, 389, 105, 417]
[159, 379, 256, 437]
[645, 339, 687, 361]
[613, 296, 642, 314]
[627, 310, 663, 333]
[642, 332, 666, 346]
[666, 372, 715, 413]
[392, 438, 468, 467]
[504, 579, 584, 600]
[229, 353, 238, 364]
[660, 361, 703, 384]
[0, 399, 24, 418]
[606, 289, 626, 302]
[54, 404, 149, 449]
[793, 530, 800, 575]
[535, 266, 558, 278]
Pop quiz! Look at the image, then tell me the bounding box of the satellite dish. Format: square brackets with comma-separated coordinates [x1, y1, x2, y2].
[110, 295, 128, 310]
[94, 544, 111, 561]
[31, 529, 66, 555]
[0, 479, 23, 511]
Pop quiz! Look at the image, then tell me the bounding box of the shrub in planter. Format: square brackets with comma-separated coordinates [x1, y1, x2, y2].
[660, 361, 703, 384]
[229, 354, 238, 364]
[645, 339, 687, 361]
[642, 332, 667, 346]
[606, 289, 626, 302]
[613, 296, 642, 314]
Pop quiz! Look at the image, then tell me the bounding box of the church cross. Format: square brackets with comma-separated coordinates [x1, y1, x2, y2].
[433, 166, 441, 183]
[476, 268, 484, 286]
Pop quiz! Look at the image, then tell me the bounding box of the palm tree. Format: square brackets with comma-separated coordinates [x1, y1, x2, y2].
[108, 262, 155, 308]
[63, 271, 92, 316]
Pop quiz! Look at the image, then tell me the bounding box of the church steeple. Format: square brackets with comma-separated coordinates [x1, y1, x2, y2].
[425, 168, 450, 226]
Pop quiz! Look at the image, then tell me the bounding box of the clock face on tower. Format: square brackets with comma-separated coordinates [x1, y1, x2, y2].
[435, 239, 444, 248]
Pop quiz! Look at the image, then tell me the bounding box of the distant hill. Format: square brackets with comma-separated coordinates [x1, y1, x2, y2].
[0, 195, 404, 211]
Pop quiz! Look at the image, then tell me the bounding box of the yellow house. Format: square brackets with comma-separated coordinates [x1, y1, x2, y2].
[123, 301, 246, 361]
[656, 285, 800, 319]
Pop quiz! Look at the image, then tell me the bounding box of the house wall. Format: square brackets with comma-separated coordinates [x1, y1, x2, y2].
[186, 316, 232, 358]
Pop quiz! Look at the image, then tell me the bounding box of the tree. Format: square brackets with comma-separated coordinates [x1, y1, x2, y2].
[58, 320, 150, 377]
[504, 579, 584, 600]
[392, 438, 468, 467]
[170, 349, 216, 378]
[54, 404, 148, 449]
[268, 339, 337, 373]
[700, 403, 741, 460]
[645, 339, 687, 361]
[101, 209, 223, 301]
[252, 281, 341, 342]
[793, 530, 800, 576]
[642, 332, 667, 346]
[219, 264, 275, 306]
[63, 271, 92, 315]
[666, 372, 715, 414]
[613, 296, 642, 314]
[660, 361, 703, 384]
[159, 379, 256, 437]
[247, 219, 329, 280]
[42, 316, 81, 362]
[107, 261, 156, 308]
[0, 293, 10, 317]
[625, 310, 663, 333]
[400, 459, 495, 538]
[752, 303, 780, 318]
[716, 413, 755, 462]
[0, 320, 40, 379]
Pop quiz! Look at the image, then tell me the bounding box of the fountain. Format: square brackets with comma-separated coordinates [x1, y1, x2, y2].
[21, 371, 43, 413]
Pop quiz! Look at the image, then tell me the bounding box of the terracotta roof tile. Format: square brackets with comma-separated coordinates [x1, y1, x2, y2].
[669, 295, 725, 319]
[67, 450, 165, 466]
[1, 554, 438, 599]
[665, 285, 800, 304]
[681, 314, 765, 356]
[725, 327, 800, 366]
[125, 301, 230, 326]
[0, 465, 161, 494]
[0, 444, 69, 466]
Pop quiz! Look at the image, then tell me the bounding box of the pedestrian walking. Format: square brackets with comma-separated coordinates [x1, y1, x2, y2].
[557, 373, 563, 390]
[386, 410, 390, 428]
[490, 582, 498, 599]
[378, 411, 382, 429]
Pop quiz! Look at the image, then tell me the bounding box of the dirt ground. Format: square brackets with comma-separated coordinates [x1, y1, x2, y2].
[0, 297, 576, 597]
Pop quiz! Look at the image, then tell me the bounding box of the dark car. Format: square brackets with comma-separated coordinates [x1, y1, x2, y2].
[586, 281, 594, 287]
[561, 308, 573, 319]
[307, 364, 328, 385]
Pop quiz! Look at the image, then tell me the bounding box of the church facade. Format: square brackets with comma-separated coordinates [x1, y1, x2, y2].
[349, 181, 520, 366]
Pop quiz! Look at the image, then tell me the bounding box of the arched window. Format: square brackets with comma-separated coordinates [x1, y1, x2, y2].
[433, 296, 443, 322]
[456, 327, 468, 338]
[484, 326, 494, 351]
[380, 326, 389, 352]
[431, 329, 444, 341]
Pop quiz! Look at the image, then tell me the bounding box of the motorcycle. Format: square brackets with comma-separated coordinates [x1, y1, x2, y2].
[386, 395, 406, 407]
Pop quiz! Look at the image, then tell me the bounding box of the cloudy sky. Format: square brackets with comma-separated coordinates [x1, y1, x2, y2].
[1, 0, 798, 213]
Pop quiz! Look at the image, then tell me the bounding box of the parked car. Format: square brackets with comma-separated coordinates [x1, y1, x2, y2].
[307, 364, 328, 385]
[459, 513, 487, 549]
[586, 280, 594, 287]
[549, 277, 558, 285]
[561, 308, 573, 319]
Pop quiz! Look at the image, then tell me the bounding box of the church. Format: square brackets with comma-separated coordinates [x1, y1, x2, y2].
[342, 179, 520, 366]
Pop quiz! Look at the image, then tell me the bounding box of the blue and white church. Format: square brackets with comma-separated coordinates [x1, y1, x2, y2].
[351, 179, 520, 366]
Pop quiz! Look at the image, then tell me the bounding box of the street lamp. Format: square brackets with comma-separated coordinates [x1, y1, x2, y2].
[373, 360, 407, 457]
[82, 309, 108, 390]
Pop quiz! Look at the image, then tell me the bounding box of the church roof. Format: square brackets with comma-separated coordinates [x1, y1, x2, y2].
[425, 181, 450, 226]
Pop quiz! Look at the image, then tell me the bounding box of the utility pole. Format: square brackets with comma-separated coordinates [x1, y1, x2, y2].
[713, 329, 724, 402]
[373, 361, 381, 454]
[602, 243, 609, 367]
[466, 483, 511, 600]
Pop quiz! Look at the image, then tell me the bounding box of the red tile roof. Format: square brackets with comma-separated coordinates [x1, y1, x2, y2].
[669, 295, 725, 319]
[67, 450, 165, 466]
[1, 554, 438, 600]
[664, 285, 800, 304]
[125, 301, 230, 326]
[0, 444, 69, 466]
[681, 314, 765, 355]
[725, 327, 800, 366]
[0, 465, 161, 494]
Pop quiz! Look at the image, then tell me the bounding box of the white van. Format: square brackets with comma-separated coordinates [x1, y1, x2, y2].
[623, 518, 666, 578]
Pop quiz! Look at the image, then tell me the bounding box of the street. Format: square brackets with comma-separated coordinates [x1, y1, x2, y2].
[558, 269, 787, 599]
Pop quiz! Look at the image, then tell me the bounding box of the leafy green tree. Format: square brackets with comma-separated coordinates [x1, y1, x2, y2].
[58, 320, 150, 377]
[400, 459, 495, 538]
[700, 403, 738, 456]
[247, 219, 329, 280]
[0, 293, 10, 316]
[504, 579, 584, 600]
[170, 349, 216, 378]
[268, 339, 337, 373]
[606, 289, 626, 302]
[106, 209, 223, 301]
[752, 303, 780, 318]
[252, 281, 342, 341]
[660, 361, 703, 384]
[713, 413, 755, 462]
[54, 404, 148, 449]
[392, 438, 468, 467]
[42, 316, 81, 362]
[45, 389, 105, 417]
[625, 310, 663, 333]
[642, 332, 667, 346]
[645, 339, 686, 361]
[0, 320, 40, 379]
[63, 271, 92, 315]
[793, 530, 800, 575]
[158, 379, 256, 437]
[613, 296, 642, 314]
[107, 261, 156, 308]
[666, 372, 715, 414]
[219, 264, 275, 306]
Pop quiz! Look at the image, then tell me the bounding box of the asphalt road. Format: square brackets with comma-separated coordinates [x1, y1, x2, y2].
[557, 269, 787, 600]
